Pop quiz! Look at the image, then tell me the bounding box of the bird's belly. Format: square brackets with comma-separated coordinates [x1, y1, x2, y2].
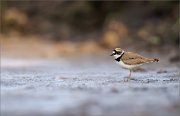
[116, 61, 142, 69]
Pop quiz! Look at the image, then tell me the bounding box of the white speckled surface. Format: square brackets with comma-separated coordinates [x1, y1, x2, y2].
[1, 56, 180, 116]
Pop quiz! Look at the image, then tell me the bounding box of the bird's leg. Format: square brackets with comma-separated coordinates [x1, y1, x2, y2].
[129, 70, 131, 78]
[128, 70, 135, 81]
[123, 70, 135, 82]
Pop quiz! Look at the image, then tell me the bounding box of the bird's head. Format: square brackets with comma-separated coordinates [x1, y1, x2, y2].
[110, 48, 124, 59]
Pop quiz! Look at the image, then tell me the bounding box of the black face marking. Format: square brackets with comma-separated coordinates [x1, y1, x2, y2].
[115, 52, 124, 62]
[114, 50, 121, 55]
[116, 52, 121, 55]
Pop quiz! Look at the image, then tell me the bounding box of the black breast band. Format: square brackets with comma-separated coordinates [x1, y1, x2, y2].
[115, 52, 124, 62]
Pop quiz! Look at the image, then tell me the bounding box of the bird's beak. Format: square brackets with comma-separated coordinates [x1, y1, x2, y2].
[110, 53, 115, 56]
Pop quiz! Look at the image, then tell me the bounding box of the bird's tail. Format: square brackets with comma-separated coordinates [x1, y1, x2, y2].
[152, 58, 159, 62]
[147, 58, 159, 63]
[154, 59, 159, 62]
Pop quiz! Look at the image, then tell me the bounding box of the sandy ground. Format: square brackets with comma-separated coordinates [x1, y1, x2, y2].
[1, 55, 180, 116]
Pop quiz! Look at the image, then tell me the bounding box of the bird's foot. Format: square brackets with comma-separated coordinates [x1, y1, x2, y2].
[123, 77, 135, 82]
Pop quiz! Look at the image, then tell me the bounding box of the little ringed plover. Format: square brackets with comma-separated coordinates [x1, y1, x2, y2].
[110, 48, 159, 81]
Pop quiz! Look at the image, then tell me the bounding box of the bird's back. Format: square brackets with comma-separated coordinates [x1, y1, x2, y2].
[121, 52, 154, 65]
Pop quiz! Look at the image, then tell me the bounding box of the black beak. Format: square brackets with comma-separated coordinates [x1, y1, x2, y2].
[110, 53, 115, 56]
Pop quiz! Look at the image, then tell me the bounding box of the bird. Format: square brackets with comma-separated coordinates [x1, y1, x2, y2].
[110, 48, 159, 81]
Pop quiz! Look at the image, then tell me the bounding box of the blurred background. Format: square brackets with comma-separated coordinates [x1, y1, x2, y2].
[1, 1, 180, 116]
[1, 1, 179, 59]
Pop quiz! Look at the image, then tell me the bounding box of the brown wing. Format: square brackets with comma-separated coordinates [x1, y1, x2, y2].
[121, 52, 153, 65]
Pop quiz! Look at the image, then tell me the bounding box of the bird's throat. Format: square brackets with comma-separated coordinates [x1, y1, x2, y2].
[115, 52, 124, 62]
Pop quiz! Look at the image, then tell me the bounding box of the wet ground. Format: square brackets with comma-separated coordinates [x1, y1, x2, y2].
[1, 56, 180, 116]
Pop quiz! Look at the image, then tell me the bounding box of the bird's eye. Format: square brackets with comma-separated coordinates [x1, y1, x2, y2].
[113, 50, 122, 55]
[117, 52, 121, 54]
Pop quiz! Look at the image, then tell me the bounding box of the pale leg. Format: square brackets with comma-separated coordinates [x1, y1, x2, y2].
[128, 70, 135, 81]
[129, 70, 131, 78]
[124, 70, 134, 82]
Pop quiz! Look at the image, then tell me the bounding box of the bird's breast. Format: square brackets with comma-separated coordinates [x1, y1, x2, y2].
[115, 61, 141, 69]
